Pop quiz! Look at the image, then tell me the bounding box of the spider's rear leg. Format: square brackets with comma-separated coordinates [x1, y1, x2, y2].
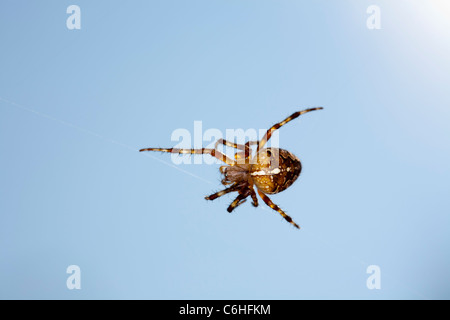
[139, 147, 236, 166]
[257, 189, 300, 229]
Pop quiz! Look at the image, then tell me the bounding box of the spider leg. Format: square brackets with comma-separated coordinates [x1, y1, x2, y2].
[234, 151, 247, 164]
[139, 147, 236, 166]
[256, 107, 323, 152]
[227, 193, 249, 213]
[257, 189, 300, 229]
[214, 138, 246, 151]
[215, 139, 257, 163]
[250, 188, 259, 207]
[205, 184, 238, 201]
[214, 139, 259, 150]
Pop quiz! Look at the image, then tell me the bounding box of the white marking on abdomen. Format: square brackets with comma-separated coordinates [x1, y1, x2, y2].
[270, 168, 281, 174]
[251, 167, 281, 176]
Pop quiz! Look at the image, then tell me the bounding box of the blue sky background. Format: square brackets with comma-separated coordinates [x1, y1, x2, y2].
[1, 0, 449, 299]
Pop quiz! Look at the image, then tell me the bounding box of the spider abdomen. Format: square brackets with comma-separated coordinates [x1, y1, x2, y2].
[250, 148, 302, 194]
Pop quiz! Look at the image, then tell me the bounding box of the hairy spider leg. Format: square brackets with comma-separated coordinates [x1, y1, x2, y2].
[214, 139, 258, 162]
[256, 107, 324, 153]
[205, 184, 239, 201]
[214, 138, 246, 151]
[257, 189, 300, 229]
[227, 193, 249, 213]
[139, 147, 236, 166]
[250, 188, 259, 207]
[234, 152, 247, 163]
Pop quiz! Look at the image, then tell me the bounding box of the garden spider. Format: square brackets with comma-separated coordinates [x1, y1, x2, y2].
[140, 107, 323, 229]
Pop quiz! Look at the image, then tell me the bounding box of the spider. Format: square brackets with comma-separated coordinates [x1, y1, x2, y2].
[140, 107, 323, 229]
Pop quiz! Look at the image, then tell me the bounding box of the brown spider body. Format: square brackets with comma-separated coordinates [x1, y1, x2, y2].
[140, 107, 323, 229]
[221, 148, 301, 193]
[250, 148, 301, 195]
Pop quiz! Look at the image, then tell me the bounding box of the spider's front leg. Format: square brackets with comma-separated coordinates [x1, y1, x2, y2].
[139, 147, 236, 166]
[214, 139, 258, 163]
[214, 139, 246, 151]
[257, 107, 323, 152]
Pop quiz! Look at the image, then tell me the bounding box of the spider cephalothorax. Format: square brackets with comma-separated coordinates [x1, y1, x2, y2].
[140, 107, 323, 229]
